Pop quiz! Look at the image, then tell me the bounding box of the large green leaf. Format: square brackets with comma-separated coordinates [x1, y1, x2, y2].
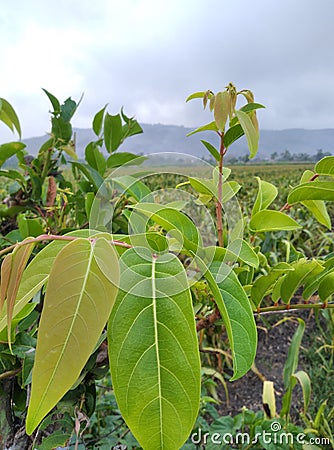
[26, 237, 119, 434]
[249, 210, 302, 232]
[203, 261, 257, 380]
[252, 177, 278, 216]
[108, 248, 200, 450]
[288, 181, 334, 203]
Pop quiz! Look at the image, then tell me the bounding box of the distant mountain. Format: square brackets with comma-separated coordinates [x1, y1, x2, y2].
[22, 124, 334, 160]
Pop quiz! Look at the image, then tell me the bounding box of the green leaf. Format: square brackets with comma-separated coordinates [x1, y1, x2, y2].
[235, 110, 259, 158]
[128, 203, 202, 253]
[17, 214, 44, 238]
[205, 239, 259, 270]
[107, 152, 146, 168]
[34, 430, 71, 450]
[113, 175, 152, 201]
[85, 142, 106, 176]
[292, 370, 311, 414]
[249, 210, 302, 232]
[318, 271, 334, 301]
[0, 169, 26, 185]
[0, 142, 26, 167]
[71, 162, 104, 192]
[121, 112, 143, 140]
[283, 318, 305, 388]
[93, 104, 107, 136]
[188, 176, 216, 196]
[51, 116, 72, 142]
[299, 170, 331, 229]
[224, 124, 244, 148]
[200, 140, 220, 161]
[186, 121, 218, 137]
[251, 262, 293, 308]
[281, 319, 306, 418]
[112, 232, 169, 256]
[315, 155, 334, 175]
[279, 258, 324, 304]
[288, 181, 334, 203]
[104, 113, 122, 152]
[42, 89, 61, 114]
[203, 261, 257, 380]
[188, 176, 240, 204]
[214, 91, 230, 131]
[252, 177, 278, 216]
[26, 237, 119, 434]
[186, 91, 207, 102]
[108, 248, 200, 450]
[227, 239, 259, 268]
[0, 98, 22, 137]
[240, 102, 265, 113]
[60, 97, 77, 122]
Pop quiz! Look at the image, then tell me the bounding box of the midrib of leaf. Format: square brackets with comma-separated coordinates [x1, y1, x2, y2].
[35, 245, 94, 414]
[152, 255, 164, 449]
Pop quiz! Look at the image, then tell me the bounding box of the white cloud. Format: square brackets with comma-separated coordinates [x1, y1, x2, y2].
[1, 0, 334, 137]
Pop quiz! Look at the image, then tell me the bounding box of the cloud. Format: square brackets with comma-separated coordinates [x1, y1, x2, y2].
[1, 0, 334, 138]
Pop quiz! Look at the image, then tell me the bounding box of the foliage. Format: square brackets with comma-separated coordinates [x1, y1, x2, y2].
[0, 84, 334, 449]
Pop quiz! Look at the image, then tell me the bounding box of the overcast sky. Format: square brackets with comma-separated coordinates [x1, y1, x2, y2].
[1, 0, 334, 139]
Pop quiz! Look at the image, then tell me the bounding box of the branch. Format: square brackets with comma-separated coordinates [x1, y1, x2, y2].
[0, 233, 132, 257]
[196, 308, 221, 332]
[196, 301, 334, 331]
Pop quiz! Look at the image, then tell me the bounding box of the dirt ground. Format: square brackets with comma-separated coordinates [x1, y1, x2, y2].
[215, 310, 317, 420]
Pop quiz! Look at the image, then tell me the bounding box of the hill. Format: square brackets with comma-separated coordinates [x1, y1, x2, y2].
[22, 124, 334, 160]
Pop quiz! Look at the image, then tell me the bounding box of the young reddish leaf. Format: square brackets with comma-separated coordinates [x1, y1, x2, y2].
[0, 253, 12, 314]
[214, 91, 230, 131]
[6, 241, 35, 345]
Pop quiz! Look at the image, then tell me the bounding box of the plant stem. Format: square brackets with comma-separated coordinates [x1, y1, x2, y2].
[257, 301, 334, 314]
[216, 132, 225, 247]
[196, 302, 334, 331]
[41, 147, 52, 182]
